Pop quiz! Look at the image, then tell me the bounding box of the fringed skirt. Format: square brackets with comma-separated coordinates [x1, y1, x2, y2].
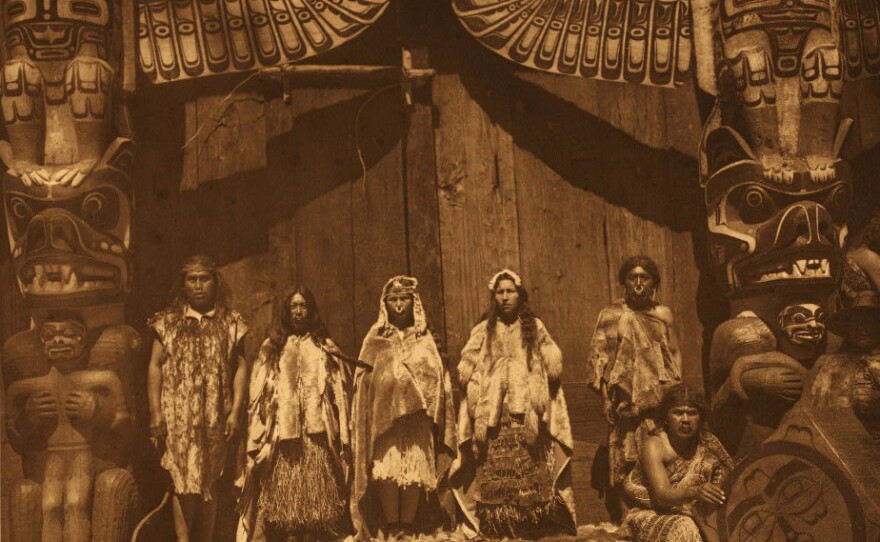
[475, 407, 557, 537]
[257, 434, 345, 534]
[372, 413, 437, 490]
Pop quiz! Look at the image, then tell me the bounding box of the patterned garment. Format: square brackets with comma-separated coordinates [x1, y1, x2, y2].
[475, 406, 555, 537]
[587, 299, 681, 485]
[623, 431, 733, 542]
[453, 316, 577, 535]
[149, 305, 247, 498]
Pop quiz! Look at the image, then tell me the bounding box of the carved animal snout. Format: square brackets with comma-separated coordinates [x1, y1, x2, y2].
[771, 202, 835, 251]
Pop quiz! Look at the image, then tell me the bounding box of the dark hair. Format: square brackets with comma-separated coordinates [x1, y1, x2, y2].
[169, 254, 231, 318]
[860, 210, 880, 253]
[482, 272, 538, 367]
[263, 285, 330, 367]
[618, 255, 661, 289]
[658, 383, 707, 429]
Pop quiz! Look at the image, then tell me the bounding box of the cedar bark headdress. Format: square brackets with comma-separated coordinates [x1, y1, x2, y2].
[376, 275, 428, 336]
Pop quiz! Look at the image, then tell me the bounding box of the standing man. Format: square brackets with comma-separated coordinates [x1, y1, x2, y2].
[147, 255, 249, 541]
[587, 256, 683, 510]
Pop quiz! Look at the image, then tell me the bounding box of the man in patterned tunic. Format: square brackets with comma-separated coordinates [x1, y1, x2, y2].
[147, 255, 249, 541]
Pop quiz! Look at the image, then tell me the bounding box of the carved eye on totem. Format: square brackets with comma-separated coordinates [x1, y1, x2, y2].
[80, 190, 119, 230]
[738, 186, 778, 224]
[7, 196, 34, 234]
[824, 184, 851, 221]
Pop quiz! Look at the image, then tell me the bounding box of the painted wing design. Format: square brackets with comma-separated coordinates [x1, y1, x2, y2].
[137, 0, 390, 84]
[838, 0, 880, 78]
[452, 0, 693, 87]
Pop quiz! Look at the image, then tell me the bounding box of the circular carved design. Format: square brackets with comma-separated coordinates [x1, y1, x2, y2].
[716, 441, 865, 542]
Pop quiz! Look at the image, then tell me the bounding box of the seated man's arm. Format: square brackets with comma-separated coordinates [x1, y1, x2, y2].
[641, 435, 726, 510]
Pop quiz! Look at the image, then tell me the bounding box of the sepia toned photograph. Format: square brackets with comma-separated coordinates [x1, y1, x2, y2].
[1, 0, 879, 541]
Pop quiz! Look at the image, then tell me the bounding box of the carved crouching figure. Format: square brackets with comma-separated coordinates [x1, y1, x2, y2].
[3, 313, 140, 542]
[709, 301, 826, 455]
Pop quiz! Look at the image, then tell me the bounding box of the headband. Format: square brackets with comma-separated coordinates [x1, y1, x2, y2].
[488, 269, 523, 291]
[181, 255, 218, 275]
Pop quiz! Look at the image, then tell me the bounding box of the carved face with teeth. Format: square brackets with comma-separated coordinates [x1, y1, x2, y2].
[40, 319, 87, 364]
[701, 127, 850, 297]
[2, 141, 134, 307]
[778, 303, 826, 348]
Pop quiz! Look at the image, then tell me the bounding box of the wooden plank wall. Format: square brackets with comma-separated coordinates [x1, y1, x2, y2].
[3, 3, 880, 538]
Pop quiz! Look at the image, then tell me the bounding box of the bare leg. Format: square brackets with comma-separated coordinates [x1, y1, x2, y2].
[171, 494, 197, 542]
[399, 485, 420, 526]
[378, 482, 399, 525]
[41, 453, 65, 541]
[192, 483, 218, 542]
[64, 450, 95, 541]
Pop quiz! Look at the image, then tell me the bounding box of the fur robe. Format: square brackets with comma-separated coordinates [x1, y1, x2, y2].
[350, 324, 457, 540]
[451, 318, 577, 536]
[236, 335, 350, 541]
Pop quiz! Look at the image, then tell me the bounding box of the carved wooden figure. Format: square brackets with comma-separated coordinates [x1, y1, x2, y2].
[3, 313, 140, 542]
[709, 302, 827, 454]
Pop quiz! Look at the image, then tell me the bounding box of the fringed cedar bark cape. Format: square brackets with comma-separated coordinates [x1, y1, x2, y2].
[350, 324, 457, 540]
[236, 335, 350, 541]
[451, 318, 577, 536]
[587, 299, 681, 484]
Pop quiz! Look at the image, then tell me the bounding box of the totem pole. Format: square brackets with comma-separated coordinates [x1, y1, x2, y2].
[690, 0, 852, 455]
[0, 2, 141, 541]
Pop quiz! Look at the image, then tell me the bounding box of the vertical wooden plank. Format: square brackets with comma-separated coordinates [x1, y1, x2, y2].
[513, 141, 610, 383]
[291, 88, 357, 356]
[434, 73, 522, 361]
[351, 89, 409, 345]
[181, 91, 199, 190]
[405, 81, 447, 341]
[857, 77, 880, 151]
[663, 82, 702, 158]
[182, 87, 268, 190]
[671, 232, 705, 387]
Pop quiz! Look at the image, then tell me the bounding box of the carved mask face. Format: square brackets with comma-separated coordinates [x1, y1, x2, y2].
[40, 319, 86, 363]
[778, 303, 826, 347]
[3, 141, 134, 308]
[701, 129, 850, 297]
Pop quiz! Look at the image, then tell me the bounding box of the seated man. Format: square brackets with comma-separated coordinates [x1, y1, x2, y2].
[623, 384, 733, 542]
[809, 290, 880, 441]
